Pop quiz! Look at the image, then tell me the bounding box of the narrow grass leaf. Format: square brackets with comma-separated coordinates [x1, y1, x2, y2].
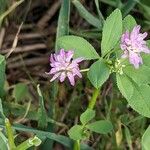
[37, 85, 47, 129]
[121, 1, 137, 17]
[142, 126, 150, 150]
[55, 0, 70, 51]
[124, 126, 133, 150]
[0, 55, 6, 98]
[72, 0, 102, 29]
[0, 132, 8, 150]
[12, 83, 29, 102]
[0, 123, 92, 150]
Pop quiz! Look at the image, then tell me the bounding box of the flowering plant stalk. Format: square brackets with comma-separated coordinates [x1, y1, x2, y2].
[47, 8, 150, 149]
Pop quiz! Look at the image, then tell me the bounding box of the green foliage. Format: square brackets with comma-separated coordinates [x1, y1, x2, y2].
[68, 125, 85, 141]
[10, 123, 92, 150]
[101, 9, 122, 56]
[124, 65, 150, 86]
[123, 15, 137, 32]
[142, 54, 150, 68]
[138, 1, 150, 20]
[12, 83, 29, 102]
[0, 55, 6, 98]
[0, 0, 8, 15]
[0, 132, 8, 150]
[88, 58, 110, 89]
[55, 0, 70, 51]
[116, 74, 134, 100]
[80, 109, 95, 125]
[121, 1, 137, 17]
[37, 85, 47, 129]
[72, 0, 102, 29]
[124, 126, 132, 150]
[0, 0, 24, 24]
[142, 126, 150, 150]
[117, 73, 150, 118]
[57, 35, 100, 60]
[129, 84, 150, 118]
[14, 136, 41, 150]
[86, 120, 113, 134]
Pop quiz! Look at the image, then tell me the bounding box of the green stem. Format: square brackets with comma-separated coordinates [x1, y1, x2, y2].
[88, 88, 100, 109]
[73, 140, 80, 150]
[80, 68, 89, 72]
[5, 118, 16, 149]
[14, 136, 41, 150]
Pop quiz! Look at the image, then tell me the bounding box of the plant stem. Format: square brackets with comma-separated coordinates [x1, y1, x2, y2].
[5, 118, 16, 149]
[80, 68, 89, 72]
[88, 88, 100, 109]
[73, 140, 80, 150]
[14, 136, 41, 150]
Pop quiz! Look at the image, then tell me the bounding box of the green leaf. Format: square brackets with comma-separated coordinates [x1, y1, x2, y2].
[80, 109, 95, 125]
[123, 15, 137, 32]
[57, 35, 100, 60]
[68, 125, 84, 141]
[0, 99, 5, 119]
[116, 74, 134, 100]
[121, 1, 137, 17]
[0, 132, 8, 150]
[55, 0, 70, 51]
[117, 72, 150, 117]
[124, 65, 150, 86]
[12, 83, 29, 102]
[88, 59, 110, 89]
[37, 85, 47, 129]
[124, 126, 132, 150]
[128, 84, 150, 118]
[86, 120, 113, 134]
[138, 2, 150, 20]
[142, 126, 150, 150]
[101, 9, 122, 56]
[142, 54, 150, 68]
[72, 0, 102, 29]
[0, 55, 6, 98]
[0, 123, 92, 150]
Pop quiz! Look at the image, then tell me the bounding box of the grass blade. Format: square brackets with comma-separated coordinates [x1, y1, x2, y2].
[55, 0, 70, 51]
[72, 0, 102, 29]
[37, 85, 47, 129]
[121, 1, 137, 17]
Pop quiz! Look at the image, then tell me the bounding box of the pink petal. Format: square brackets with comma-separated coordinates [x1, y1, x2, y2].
[50, 72, 61, 82]
[50, 54, 55, 63]
[72, 68, 82, 78]
[59, 72, 66, 82]
[49, 68, 58, 74]
[129, 51, 142, 69]
[73, 57, 84, 63]
[141, 47, 150, 54]
[67, 72, 75, 86]
[65, 50, 74, 62]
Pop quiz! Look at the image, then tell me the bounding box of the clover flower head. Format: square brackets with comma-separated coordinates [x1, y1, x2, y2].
[47, 49, 83, 86]
[120, 25, 150, 68]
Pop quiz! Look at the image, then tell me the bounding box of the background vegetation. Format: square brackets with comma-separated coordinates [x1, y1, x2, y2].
[0, 0, 150, 149]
